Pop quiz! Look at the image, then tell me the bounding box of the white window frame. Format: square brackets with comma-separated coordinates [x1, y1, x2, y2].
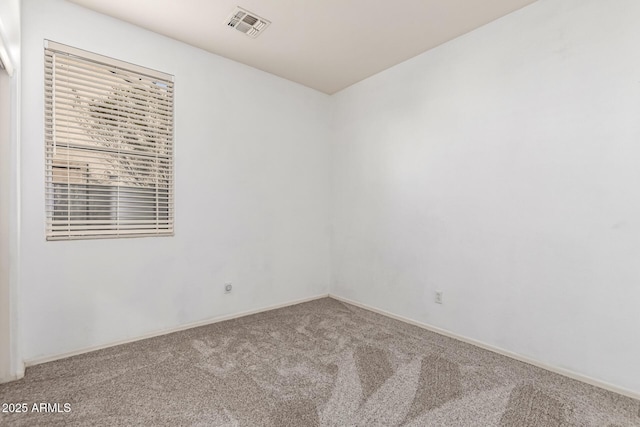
[44, 40, 175, 240]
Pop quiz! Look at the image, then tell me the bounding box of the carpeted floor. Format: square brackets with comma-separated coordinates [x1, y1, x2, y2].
[1, 297, 638, 426]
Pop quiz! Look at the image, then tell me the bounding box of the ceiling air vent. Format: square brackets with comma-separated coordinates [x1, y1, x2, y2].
[226, 7, 271, 39]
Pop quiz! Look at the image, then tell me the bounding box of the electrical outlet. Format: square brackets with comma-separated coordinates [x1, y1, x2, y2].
[224, 282, 233, 294]
[435, 291, 443, 304]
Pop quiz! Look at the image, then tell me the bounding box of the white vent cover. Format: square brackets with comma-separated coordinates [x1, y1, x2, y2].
[226, 7, 271, 38]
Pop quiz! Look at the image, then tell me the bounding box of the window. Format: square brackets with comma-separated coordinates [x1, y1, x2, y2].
[44, 41, 174, 240]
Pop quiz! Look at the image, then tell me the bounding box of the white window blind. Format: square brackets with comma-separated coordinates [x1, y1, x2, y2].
[44, 41, 174, 240]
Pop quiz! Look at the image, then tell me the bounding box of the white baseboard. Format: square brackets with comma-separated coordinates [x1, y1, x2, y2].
[329, 293, 640, 401]
[25, 293, 329, 367]
[0, 372, 22, 384]
[0, 362, 25, 384]
[16, 362, 24, 380]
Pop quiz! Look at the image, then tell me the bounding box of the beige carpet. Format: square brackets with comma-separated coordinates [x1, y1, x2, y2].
[1, 298, 638, 426]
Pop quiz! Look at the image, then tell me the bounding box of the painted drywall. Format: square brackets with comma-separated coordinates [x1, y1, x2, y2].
[20, 0, 331, 362]
[0, 0, 21, 383]
[14, 0, 640, 397]
[331, 0, 640, 393]
[0, 0, 20, 67]
[0, 67, 11, 381]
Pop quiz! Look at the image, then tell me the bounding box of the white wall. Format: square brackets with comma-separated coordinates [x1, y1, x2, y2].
[20, 0, 331, 362]
[0, 0, 21, 383]
[15, 0, 640, 396]
[331, 0, 640, 393]
[0, 66, 11, 381]
[0, 0, 20, 67]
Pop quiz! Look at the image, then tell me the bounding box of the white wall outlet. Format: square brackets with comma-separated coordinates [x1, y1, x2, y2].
[435, 291, 443, 304]
[224, 282, 233, 294]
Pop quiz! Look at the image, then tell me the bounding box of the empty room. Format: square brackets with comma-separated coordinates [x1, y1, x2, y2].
[1, 0, 639, 425]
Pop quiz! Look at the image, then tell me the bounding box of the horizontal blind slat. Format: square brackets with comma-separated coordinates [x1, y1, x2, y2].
[45, 41, 173, 82]
[45, 42, 174, 241]
[49, 61, 174, 96]
[53, 112, 173, 139]
[52, 91, 173, 123]
[50, 80, 173, 110]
